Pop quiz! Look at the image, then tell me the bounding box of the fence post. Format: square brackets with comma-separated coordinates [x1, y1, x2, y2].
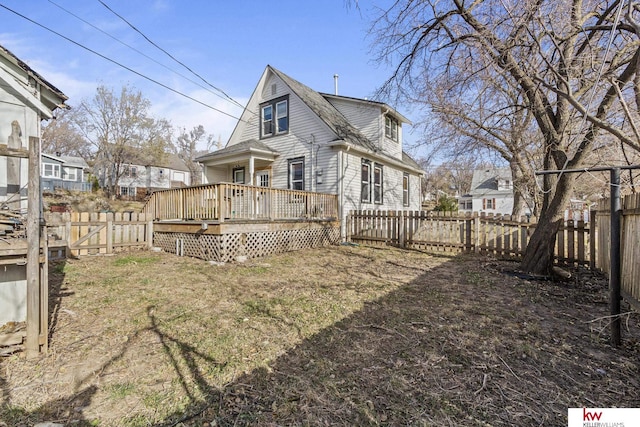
[465, 215, 473, 253]
[146, 214, 154, 249]
[106, 212, 113, 255]
[590, 208, 597, 270]
[474, 213, 481, 254]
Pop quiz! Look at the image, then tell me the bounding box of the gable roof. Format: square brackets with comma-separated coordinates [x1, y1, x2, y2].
[470, 168, 513, 196]
[58, 155, 89, 169]
[42, 153, 89, 169]
[0, 44, 68, 116]
[268, 66, 378, 152]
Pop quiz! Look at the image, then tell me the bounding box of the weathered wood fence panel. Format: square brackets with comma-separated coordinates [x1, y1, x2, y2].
[597, 194, 640, 307]
[348, 210, 592, 266]
[44, 212, 153, 257]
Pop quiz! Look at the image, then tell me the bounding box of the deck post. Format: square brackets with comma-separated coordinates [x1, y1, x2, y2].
[218, 184, 225, 223]
[26, 136, 41, 358]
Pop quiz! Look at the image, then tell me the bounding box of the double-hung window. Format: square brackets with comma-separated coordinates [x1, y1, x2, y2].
[385, 116, 398, 141]
[403, 173, 410, 206]
[43, 163, 60, 178]
[361, 160, 383, 204]
[373, 164, 383, 204]
[361, 160, 371, 203]
[288, 157, 304, 190]
[261, 95, 289, 138]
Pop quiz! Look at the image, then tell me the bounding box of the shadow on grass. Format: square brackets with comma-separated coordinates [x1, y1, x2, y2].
[2, 253, 639, 426]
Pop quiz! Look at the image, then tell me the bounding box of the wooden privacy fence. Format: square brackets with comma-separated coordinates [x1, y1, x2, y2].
[44, 211, 153, 257]
[142, 183, 339, 222]
[347, 210, 593, 266]
[596, 194, 640, 309]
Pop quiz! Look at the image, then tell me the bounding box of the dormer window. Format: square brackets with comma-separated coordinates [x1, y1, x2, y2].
[385, 116, 398, 142]
[261, 95, 289, 138]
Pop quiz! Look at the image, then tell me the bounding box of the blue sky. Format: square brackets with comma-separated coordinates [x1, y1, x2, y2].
[0, 0, 420, 151]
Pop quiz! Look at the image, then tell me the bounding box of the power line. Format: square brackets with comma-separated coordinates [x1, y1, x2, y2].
[0, 2, 246, 123]
[97, 0, 246, 111]
[47, 0, 246, 111]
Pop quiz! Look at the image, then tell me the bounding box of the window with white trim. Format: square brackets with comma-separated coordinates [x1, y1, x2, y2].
[233, 167, 245, 184]
[403, 173, 410, 206]
[373, 164, 383, 204]
[261, 95, 289, 138]
[120, 186, 136, 197]
[43, 163, 61, 178]
[288, 157, 304, 190]
[361, 160, 371, 203]
[62, 166, 76, 181]
[385, 116, 398, 141]
[483, 198, 496, 210]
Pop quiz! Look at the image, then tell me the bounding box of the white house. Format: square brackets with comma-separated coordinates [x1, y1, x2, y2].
[196, 65, 424, 230]
[116, 152, 191, 200]
[459, 168, 516, 216]
[0, 44, 67, 328]
[41, 153, 91, 192]
[0, 45, 68, 211]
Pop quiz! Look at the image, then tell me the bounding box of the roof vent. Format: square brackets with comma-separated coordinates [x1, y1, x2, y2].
[334, 74, 339, 95]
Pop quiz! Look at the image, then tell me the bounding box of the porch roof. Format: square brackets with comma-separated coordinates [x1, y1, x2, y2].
[196, 139, 279, 166]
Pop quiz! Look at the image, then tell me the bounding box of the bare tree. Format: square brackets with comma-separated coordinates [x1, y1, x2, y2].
[175, 125, 213, 186]
[41, 108, 90, 159]
[73, 85, 173, 198]
[367, 0, 640, 275]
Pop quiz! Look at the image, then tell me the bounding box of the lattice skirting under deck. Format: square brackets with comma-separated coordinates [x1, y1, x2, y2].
[153, 226, 341, 262]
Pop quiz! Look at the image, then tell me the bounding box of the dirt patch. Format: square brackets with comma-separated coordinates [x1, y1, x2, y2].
[1, 246, 639, 426]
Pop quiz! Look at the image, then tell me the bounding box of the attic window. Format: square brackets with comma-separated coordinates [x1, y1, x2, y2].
[261, 95, 289, 138]
[385, 116, 398, 142]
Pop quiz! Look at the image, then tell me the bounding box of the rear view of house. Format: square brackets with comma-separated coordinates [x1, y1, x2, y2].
[197, 65, 423, 233]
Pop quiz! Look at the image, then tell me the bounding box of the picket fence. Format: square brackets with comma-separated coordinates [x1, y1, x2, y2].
[347, 210, 593, 266]
[44, 211, 153, 257]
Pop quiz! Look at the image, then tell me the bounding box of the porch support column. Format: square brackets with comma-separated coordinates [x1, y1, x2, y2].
[248, 156, 255, 185]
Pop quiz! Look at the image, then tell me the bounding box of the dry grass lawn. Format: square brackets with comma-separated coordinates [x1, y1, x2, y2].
[1, 245, 639, 426]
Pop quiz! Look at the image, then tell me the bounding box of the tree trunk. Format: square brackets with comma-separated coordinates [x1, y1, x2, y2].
[520, 173, 575, 275]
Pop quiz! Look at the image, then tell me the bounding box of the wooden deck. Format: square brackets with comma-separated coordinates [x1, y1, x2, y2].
[141, 184, 341, 262]
[142, 183, 339, 222]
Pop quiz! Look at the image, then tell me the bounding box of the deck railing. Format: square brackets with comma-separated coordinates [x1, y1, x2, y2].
[142, 183, 339, 222]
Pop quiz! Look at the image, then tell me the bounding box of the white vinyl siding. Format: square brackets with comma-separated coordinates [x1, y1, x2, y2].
[341, 151, 420, 211]
[231, 73, 339, 194]
[327, 97, 403, 161]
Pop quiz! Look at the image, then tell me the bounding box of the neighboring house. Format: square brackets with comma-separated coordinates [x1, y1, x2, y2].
[41, 153, 91, 192]
[0, 44, 68, 211]
[459, 168, 517, 216]
[196, 65, 424, 230]
[115, 152, 191, 200]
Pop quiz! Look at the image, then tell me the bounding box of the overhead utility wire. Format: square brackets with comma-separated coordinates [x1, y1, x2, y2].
[47, 0, 244, 111]
[97, 0, 245, 110]
[0, 3, 245, 123]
